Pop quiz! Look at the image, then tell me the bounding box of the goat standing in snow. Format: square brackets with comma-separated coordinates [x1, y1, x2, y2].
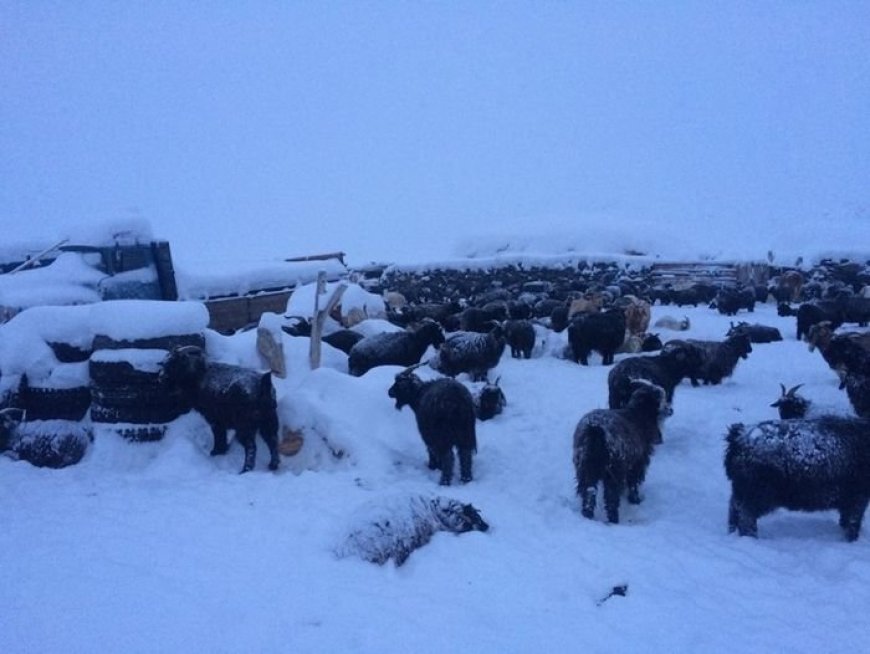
[573, 380, 671, 523]
[387, 368, 477, 485]
[725, 416, 870, 541]
[160, 346, 280, 473]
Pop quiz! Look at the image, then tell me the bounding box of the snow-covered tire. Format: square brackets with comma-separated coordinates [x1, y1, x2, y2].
[18, 385, 91, 422]
[91, 333, 205, 352]
[47, 341, 93, 363]
[89, 388, 188, 425]
[88, 359, 162, 388]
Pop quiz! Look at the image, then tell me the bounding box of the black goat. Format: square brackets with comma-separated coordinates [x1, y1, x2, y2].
[334, 493, 489, 566]
[607, 342, 704, 414]
[714, 287, 755, 316]
[770, 383, 810, 419]
[474, 378, 506, 421]
[725, 416, 870, 541]
[567, 308, 626, 366]
[795, 301, 844, 341]
[844, 372, 870, 419]
[669, 333, 753, 386]
[348, 319, 444, 376]
[160, 346, 280, 473]
[727, 322, 783, 344]
[573, 380, 671, 523]
[504, 319, 536, 359]
[322, 329, 365, 355]
[434, 323, 506, 382]
[387, 370, 477, 485]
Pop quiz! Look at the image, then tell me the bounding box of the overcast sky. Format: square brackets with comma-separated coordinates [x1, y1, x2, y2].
[2, 3, 868, 266]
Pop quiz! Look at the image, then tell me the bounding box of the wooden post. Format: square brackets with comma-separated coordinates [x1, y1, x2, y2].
[309, 271, 347, 369]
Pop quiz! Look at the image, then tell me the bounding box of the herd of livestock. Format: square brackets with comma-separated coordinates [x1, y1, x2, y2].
[2, 256, 870, 549]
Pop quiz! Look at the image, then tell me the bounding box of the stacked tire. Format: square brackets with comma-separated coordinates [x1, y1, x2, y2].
[89, 333, 205, 442]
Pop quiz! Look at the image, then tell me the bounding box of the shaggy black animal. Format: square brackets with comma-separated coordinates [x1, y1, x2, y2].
[434, 323, 506, 382]
[727, 322, 783, 344]
[573, 381, 671, 523]
[334, 494, 489, 566]
[770, 383, 810, 419]
[607, 342, 704, 414]
[504, 319, 536, 359]
[844, 372, 870, 419]
[795, 301, 844, 341]
[474, 378, 506, 421]
[669, 334, 753, 386]
[322, 329, 365, 355]
[348, 319, 445, 376]
[714, 287, 755, 316]
[567, 308, 626, 366]
[387, 370, 477, 485]
[160, 346, 280, 473]
[641, 333, 663, 352]
[725, 416, 870, 541]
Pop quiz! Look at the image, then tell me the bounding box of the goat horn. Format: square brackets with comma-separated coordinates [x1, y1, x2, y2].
[787, 384, 804, 396]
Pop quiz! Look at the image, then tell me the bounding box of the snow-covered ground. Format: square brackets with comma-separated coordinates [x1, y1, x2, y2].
[2, 300, 868, 653]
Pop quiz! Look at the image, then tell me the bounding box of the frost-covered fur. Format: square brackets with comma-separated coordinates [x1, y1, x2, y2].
[334, 494, 489, 566]
[725, 417, 870, 541]
[160, 346, 279, 473]
[348, 318, 444, 376]
[434, 324, 506, 382]
[0, 410, 91, 469]
[573, 381, 671, 523]
[387, 371, 477, 485]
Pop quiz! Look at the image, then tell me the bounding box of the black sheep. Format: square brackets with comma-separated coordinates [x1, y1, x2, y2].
[160, 346, 280, 473]
[573, 380, 671, 523]
[387, 370, 477, 485]
[725, 416, 870, 541]
[504, 319, 536, 359]
[348, 319, 445, 376]
[567, 308, 626, 366]
[434, 323, 506, 382]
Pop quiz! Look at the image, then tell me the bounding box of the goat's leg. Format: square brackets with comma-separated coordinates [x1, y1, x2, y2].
[210, 425, 229, 456]
[603, 479, 621, 524]
[728, 495, 739, 533]
[458, 447, 473, 483]
[261, 426, 280, 471]
[237, 428, 257, 473]
[839, 497, 869, 542]
[732, 498, 758, 538]
[426, 447, 439, 470]
[438, 447, 454, 486]
[580, 486, 597, 519]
